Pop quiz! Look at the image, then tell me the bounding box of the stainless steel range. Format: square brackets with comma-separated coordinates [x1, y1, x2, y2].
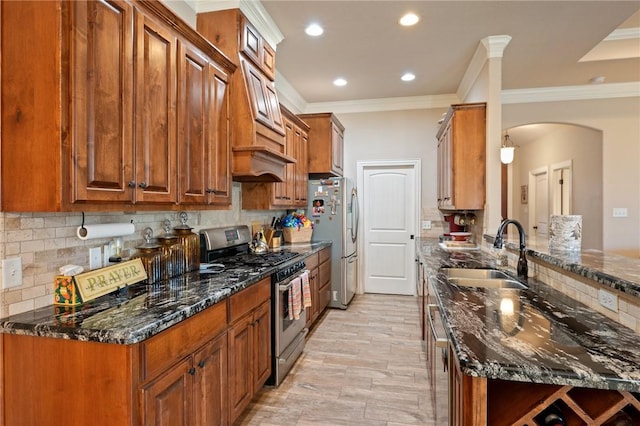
[199, 225, 308, 387]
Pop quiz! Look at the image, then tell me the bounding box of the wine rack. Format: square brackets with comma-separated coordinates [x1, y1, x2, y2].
[487, 379, 640, 425]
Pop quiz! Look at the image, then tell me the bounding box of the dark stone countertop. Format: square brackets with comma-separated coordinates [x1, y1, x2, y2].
[0, 242, 331, 345]
[486, 233, 640, 298]
[417, 238, 640, 392]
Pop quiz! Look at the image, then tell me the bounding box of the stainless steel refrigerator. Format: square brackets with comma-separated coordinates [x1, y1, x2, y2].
[308, 177, 359, 309]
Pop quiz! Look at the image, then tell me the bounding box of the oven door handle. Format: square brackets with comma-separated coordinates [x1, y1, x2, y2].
[427, 304, 449, 348]
[278, 269, 310, 292]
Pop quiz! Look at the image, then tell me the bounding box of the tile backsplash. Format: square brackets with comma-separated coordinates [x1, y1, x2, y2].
[0, 183, 281, 317]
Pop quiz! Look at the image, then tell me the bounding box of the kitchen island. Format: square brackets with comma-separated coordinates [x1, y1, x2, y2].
[416, 238, 640, 425]
[0, 241, 331, 426]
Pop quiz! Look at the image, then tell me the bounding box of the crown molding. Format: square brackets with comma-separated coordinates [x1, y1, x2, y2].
[606, 27, 640, 41]
[302, 94, 460, 114]
[502, 81, 640, 104]
[275, 71, 308, 114]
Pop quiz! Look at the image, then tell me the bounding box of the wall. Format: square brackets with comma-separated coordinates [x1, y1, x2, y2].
[504, 97, 640, 255]
[0, 183, 278, 317]
[509, 124, 603, 250]
[337, 108, 449, 238]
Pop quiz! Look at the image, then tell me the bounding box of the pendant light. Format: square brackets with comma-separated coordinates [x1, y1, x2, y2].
[500, 131, 515, 164]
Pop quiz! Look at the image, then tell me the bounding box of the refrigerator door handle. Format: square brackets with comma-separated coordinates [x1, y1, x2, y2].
[351, 188, 359, 243]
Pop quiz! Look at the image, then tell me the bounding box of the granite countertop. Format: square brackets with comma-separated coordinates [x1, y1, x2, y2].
[488, 234, 640, 298]
[0, 242, 331, 345]
[417, 238, 640, 392]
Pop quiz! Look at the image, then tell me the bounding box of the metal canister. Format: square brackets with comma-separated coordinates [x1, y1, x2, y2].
[174, 212, 200, 272]
[133, 227, 163, 284]
[157, 219, 186, 280]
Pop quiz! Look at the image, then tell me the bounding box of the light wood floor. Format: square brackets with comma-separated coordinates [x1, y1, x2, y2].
[236, 294, 434, 425]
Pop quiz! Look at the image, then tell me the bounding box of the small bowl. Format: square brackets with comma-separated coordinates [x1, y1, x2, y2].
[450, 232, 472, 241]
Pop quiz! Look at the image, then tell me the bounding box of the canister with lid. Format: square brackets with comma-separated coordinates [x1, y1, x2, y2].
[157, 219, 186, 279]
[174, 212, 200, 272]
[133, 227, 163, 284]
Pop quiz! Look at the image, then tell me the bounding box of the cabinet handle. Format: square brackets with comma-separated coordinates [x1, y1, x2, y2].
[138, 182, 148, 189]
[128, 181, 136, 188]
[198, 360, 206, 368]
[188, 367, 196, 375]
[206, 188, 214, 194]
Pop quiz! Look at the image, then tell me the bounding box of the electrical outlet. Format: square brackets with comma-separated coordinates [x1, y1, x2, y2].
[103, 244, 111, 266]
[612, 208, 628, 218]
[2, 257, 23, 289]
[89, 247, 102, 270]
[598, 288, 618, 312]
[422, 220, 432, 230]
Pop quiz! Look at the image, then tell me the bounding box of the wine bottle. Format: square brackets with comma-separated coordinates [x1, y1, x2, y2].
[536, 403, 566, 426]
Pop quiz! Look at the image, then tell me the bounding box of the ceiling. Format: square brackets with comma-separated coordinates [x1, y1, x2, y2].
[192, 1, 640, 106]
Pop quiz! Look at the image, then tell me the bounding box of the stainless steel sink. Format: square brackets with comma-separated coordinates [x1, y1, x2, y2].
[441, 268, 527, 289]
[447, 277, 527, 289]
[441, 268, 510, 280]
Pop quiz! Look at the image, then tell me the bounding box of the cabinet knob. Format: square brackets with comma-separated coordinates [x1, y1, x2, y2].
[128, 181, 136, 188]
[138, 182, 148, 189]
[198, 360, 206, 368]
[188, 367, 196, 375]
[206, 188, 214, 194]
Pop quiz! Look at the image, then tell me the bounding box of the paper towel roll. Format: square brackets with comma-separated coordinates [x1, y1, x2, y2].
[77, 223, 135, 240]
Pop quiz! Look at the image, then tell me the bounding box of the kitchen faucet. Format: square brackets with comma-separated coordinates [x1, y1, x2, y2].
[493, 219, 528, 279]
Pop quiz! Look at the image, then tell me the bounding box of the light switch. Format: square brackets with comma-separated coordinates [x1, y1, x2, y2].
[2, 257, 22, 289]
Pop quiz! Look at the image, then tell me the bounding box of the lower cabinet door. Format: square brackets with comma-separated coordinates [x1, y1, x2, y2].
[228, 313, 254, 422]
[142, 357, 194, 426]
[194, 332, 228, 426]
[253, 300, 272, 393]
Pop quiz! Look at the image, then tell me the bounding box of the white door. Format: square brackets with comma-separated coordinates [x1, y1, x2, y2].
[358, 161, 419, 296]
[529, 167, 549, 236]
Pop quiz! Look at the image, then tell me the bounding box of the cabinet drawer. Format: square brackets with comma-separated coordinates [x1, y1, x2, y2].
[141, 301, 227, 381]
[319, 260, 331, 286]
[305, 253, 319, 270]
[229, 278, 271, 324]
[319, 247, 331, 264]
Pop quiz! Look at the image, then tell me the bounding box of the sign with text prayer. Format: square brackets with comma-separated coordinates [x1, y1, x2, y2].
[74, 259, 148, 302]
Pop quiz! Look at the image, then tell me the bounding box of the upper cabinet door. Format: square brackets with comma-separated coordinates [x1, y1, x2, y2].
[242, 58, 275, 131]
[134, 11, 178, 204]
[206, 63, 232, 206]
[177, 42, 209, 204]
[71, 0, 135, 203]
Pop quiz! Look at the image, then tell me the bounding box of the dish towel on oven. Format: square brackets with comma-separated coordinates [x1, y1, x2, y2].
[301, 270, 312, 308]
[290, 277, 303, 320]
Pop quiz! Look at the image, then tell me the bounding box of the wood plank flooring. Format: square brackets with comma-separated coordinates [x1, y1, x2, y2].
[236, 294, 434, 425]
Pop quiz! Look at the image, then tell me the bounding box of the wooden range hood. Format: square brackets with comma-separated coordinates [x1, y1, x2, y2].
[197, 9, 294, 182]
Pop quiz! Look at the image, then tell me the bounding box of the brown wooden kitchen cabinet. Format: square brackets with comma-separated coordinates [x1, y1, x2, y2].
[0, 0, 235, 212]
[299, 113, 345, 177]
[436, 103, 486, 211]
[227, 278, 272, 423]
[2, 296, 229, 426]
[197, 9, 294, 183]
[447, 343, 640, 425]
[242, 105, 310, 209]
[177, 41, 232, 206]
[304, 246, 332, 329]
[317, 246, 332, 314]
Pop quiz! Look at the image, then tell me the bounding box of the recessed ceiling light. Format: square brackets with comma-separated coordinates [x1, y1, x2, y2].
[401, 73, 416, 82]
[399, 13, 419, 27]
[333, 78, 347, 87]
[305, 23, 324, 37]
